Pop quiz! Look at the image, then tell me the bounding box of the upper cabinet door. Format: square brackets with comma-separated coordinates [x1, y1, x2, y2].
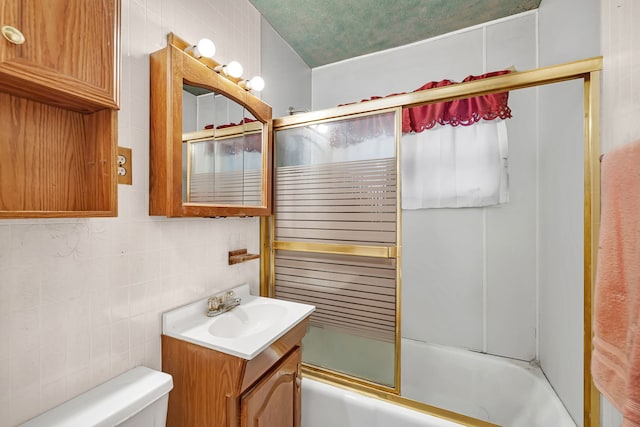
[0, 0, 119, 112]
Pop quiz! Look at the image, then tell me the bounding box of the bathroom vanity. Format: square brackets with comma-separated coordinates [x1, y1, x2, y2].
[161, 285, 314, 427]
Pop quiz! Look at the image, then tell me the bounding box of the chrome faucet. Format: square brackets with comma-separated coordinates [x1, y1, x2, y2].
[207, 290, 241, 317]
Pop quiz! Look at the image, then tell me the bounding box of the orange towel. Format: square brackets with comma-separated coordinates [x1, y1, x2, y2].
[592, 139, 640, 427]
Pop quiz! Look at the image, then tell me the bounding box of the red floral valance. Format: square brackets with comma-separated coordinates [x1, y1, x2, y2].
[203, 117, 257, 130]
[404, 70, 512, 132]
[201, 118, 262, 153]
[341, 69, 512, 134]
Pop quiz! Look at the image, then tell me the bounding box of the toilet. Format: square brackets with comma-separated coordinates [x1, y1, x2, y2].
[20, 366, 173, 427]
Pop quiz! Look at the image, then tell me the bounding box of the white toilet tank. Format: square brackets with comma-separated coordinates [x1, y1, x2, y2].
[20, 366, 173, 427]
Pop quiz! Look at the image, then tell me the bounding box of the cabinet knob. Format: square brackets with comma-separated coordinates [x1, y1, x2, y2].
[1, 25, 25, 45]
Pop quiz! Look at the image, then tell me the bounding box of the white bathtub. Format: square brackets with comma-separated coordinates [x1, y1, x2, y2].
[302, 340, 576, 427]
[401, 340, 576, 427]
[302, 378, 466, 427]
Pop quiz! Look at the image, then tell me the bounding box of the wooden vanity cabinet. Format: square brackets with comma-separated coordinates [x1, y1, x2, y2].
[241, 347, 301, 427]
[162, 317, 308, 427]
[0, 0, 120, 218]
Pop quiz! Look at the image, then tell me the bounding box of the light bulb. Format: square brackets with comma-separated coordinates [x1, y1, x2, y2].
[187, 38, 216, 59]
[225, 61, 243, 78]
[193, 38, 216, 58]
[247, 76, 265, 91]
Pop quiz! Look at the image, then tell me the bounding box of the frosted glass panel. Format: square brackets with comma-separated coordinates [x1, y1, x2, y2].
[275, 112, 397, 247]
[273, 111, 398, 388]
[186, 131, 262, 205]
[182, 84, 264, 206]
[276, 112, 396, 167]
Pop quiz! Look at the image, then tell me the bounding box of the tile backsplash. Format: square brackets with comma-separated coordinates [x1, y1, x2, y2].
[0, 0, 262, 425]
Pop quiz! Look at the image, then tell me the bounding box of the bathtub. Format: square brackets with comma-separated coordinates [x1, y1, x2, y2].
[302, 339, 577, 427]
[401, 340, 576, 426]
[302, 378, 467, 427]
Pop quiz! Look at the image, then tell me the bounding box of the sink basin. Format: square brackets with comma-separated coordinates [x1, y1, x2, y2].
[208, 303, 287, 338]
[162, 284, 315, 360]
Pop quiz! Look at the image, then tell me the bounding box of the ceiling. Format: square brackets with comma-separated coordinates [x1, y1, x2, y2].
[249, 0, 542, 68]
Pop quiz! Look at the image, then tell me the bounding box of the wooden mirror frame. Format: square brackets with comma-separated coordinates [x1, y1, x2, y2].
[150, 34, 273, 217]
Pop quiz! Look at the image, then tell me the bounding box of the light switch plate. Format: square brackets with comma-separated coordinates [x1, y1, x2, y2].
[117, 146, 132, 185]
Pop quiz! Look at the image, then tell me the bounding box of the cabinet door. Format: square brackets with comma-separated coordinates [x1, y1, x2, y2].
[0, 0, 119, 111]
[241, 348, 301, 427]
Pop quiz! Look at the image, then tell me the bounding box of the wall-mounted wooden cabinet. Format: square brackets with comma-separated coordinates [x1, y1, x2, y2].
[0, 0, 119, 112]
[150, 35, 273, 217]
[0, 0, 120, 218]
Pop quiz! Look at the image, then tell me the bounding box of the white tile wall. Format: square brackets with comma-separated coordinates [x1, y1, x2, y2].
[599, 0, 640, 425]
[260, 17, 312, 118]
[601, 0, 640, 154]
[538, 0, 600, 67]
[0, 0, 263, 425]
[535, 1, 599, 425]
[312, 28, 485, 111]
[537, 78, 586, 427]
[402, 209, 485, 352]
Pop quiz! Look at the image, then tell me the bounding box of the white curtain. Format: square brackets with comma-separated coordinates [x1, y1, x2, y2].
[401, 119, 509, 209]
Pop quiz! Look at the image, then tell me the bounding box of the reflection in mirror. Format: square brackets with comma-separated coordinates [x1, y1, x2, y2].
[242, 107, 263, 206]
[181, 83, 263, 206]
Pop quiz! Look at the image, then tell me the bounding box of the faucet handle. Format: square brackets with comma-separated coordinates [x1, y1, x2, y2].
[224, 290, 235, 300]
[208, 296, 221, 311]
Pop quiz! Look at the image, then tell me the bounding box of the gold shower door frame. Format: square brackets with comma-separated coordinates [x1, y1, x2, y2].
[262, 56, 603, 427]
[267, 107, 403, 396]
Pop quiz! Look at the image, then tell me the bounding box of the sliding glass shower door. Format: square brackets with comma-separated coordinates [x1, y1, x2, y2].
[270, 109, 400, 390]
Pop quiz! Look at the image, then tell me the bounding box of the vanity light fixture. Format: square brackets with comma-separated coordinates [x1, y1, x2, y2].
[185, 38, 216, 59]
[239, 76, 265, 92]
[180, 35, 252, 89]
[214, 61, 244, 78]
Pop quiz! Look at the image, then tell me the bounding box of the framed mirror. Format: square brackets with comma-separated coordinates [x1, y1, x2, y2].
[150, 34, 272, 217]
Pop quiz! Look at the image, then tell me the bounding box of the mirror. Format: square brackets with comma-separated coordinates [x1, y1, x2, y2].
[182, 85, 263, 206]
[150, 34, 272, 217]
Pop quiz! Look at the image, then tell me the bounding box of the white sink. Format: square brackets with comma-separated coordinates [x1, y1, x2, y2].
[208, 303, 287, 339]
[162, 284, 315, 360]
